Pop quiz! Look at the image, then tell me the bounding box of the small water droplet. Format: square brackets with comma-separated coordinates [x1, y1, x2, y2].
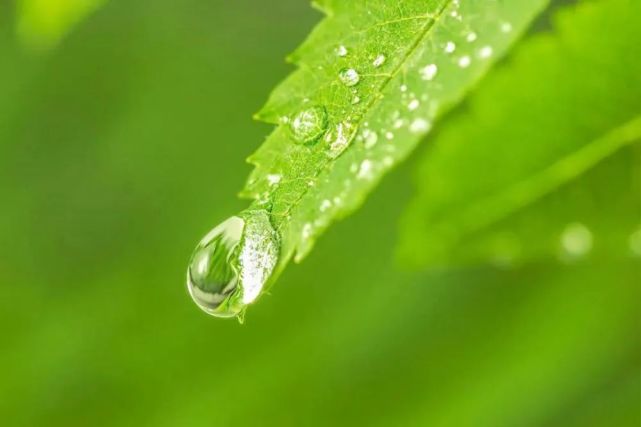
[408, 99, 420, 111]
[289, 106, 328, 144]
[363, 129, 378, 148]
[409, 118, 431, 134]
[339, 68, 360, 87]
[326, 121, 358, 158]
[444, 41, 456, 53]
[187, 211, 279, 318]
[466, 32, 477, 42]
[267, 174, 281, 186]
[500, 22, 513, 33]
[385, 131, 394, 140]
[372, 54, 386, 68]
[352, 95, 361, 105]
[357, 159, 373, 179]
[560, 222, 593, 260]
[320, 199, 332, 212]
[400, 84, 408, 92]
[420, 64, 438, 81]
[336, 45, 348, 57]
[458, 55, 471, 68]
[302, 222, 313, 239]
[479, 46, 493, 59]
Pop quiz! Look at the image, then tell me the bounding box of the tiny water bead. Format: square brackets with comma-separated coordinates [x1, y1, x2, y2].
[478, 46, 493, 59]
[289, 106, 328, 144]
[410, 118, 431, 134]
[444, 41, 456, 53]
[187, 210, 279, 319]
[420, 64, 438, 81]
[339, 68, 360, 87]
[408, 99, 420, 111]
[458, 55, 471, 68]
[336, 45, 348, 57]
[372, 54, 386, 68]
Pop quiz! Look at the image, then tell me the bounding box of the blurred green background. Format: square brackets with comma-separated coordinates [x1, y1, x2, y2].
[0, 1, 639, 426]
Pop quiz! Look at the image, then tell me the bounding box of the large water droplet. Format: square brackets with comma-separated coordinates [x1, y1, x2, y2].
[339, 68, 360, 87]
[289, 106, 328, 144]
[187, 211, 279, 318]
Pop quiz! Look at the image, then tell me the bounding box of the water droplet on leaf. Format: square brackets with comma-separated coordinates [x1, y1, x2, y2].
[420, 64, 438, 80]
[409, 118, 431, 134]
[325, 121, 358, 158]
[458, 55, 471, 68]
[372, 54, 386, 68]
[339, 68, 360, 87]
[444, 41, 456, 53]
[289, 106, 328, 144]
[357, 159, 373, 179]
[187, 211, 279, 319]
[362, 129, 378, 148]
[478, 46, 493, 59]
[560, 222, 593, 260]
[336, 45, 348, 57]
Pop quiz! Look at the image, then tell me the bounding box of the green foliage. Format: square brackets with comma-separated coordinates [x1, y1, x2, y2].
[244, 0, 549, 275]
[16, 0, 105, 49]
[400, 0, 641, 267]
[0, 1, 639, 426]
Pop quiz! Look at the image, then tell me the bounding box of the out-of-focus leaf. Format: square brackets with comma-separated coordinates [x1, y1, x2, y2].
[242, 0, 549, 278]
[400, 0, 641, 267]
[442, 145, 640, 267]
[16, 0, 105, 50]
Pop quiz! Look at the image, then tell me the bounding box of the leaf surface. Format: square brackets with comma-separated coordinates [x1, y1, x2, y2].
[243, 0, 549, 275]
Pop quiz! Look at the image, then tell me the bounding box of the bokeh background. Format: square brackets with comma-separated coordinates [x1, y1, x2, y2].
[0, 1, 639, 426]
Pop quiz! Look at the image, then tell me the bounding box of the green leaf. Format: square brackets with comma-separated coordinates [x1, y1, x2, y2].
[16, 0, 105, 50]
[242, 0, 549, 277]
[399, 0, 641, 267]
